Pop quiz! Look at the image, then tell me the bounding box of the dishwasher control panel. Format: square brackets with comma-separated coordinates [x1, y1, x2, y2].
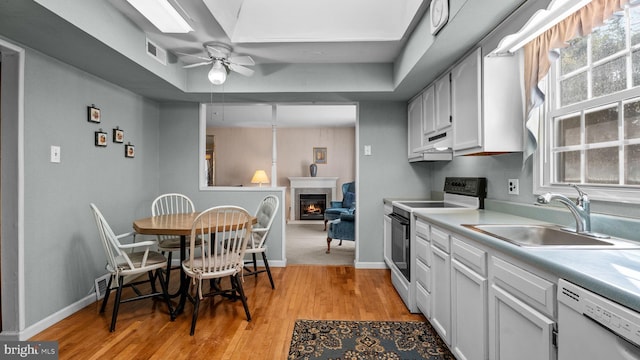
[559, 279, 640, 348]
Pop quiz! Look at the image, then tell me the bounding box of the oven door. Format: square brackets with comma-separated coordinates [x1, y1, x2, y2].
[389, 213, 410, 281]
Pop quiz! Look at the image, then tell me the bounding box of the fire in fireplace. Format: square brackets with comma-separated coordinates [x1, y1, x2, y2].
[299, 194, 326, 220]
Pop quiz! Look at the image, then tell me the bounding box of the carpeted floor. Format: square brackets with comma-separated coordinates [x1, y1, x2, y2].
[286, 222, 355, 265]
[288, 319, 455, 360]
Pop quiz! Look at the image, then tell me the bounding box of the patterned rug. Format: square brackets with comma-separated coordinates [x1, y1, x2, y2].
[288, 319, 455, 360]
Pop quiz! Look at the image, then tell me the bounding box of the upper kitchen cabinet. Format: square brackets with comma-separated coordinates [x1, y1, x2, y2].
[451, 47, 523, 156]
[408, 94, 425, 160]
[423, 74, 452, 137]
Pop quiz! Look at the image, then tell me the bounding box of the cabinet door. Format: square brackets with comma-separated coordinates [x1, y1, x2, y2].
[489, 284, 556, 360]
[422, 86, 436, 136]
[451, 258, 487, 360]
[431, 244, 451, 345]
[452, 48, 482, 152]
[435, 74, 451, 131]
[408, 96, 424, 157]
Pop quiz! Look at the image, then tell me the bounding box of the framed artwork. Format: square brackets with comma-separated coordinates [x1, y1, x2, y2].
[313, 147, 327, 164]
[113, 128, 124, 143]
[88, 105, 101, 123]
[95, 130, 107, 147]
[125, 144, 135, 158]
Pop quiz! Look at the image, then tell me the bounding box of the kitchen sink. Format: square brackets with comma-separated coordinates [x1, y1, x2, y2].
[462, 224, 640, 249]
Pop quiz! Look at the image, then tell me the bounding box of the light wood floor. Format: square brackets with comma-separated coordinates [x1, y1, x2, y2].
[31, 266, 425, 359]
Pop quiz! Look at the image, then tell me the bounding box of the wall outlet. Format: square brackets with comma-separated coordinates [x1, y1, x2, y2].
[508, 178, 519, 195]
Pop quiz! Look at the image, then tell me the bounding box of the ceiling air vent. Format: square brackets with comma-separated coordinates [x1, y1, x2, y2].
[146, 38, 167, 65]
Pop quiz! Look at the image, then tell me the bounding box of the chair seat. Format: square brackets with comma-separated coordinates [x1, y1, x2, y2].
[182, 256, 239, 279]
[157, 236, 202, 251]
[108, 251, 168, 275]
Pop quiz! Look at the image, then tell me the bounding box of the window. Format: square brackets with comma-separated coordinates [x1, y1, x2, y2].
[537, 4, 640, 202]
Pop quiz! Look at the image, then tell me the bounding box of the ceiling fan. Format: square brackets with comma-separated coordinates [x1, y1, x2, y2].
[182, 42, 255, 85]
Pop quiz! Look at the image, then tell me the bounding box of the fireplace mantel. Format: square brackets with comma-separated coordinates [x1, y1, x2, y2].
[288, 177, 338, 222]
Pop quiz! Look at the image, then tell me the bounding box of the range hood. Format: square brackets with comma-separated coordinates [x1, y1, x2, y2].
[409, 132, 453, 162]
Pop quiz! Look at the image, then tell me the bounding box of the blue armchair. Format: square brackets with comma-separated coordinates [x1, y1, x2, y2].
[326, 210, 355, 254]
[323, 181, 355, 230]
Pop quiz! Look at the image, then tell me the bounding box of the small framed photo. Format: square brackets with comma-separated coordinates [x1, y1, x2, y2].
[313, 147, 327, 164]
[88, 105, 101, 123]
[95, 130, 107, 147]
[125, 144, 135, 158]
[113, 128, 124, 143]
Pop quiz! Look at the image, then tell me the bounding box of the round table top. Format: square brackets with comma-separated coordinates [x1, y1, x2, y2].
[133, 212, 256, 236]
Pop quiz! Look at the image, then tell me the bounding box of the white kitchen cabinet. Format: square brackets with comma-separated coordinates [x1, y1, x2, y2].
[415, 219, 431, 317]
[430, 226, 451, 345]
[408, 95, 424, 160]
[451, 47, 523, 156]
[489, 256, 556, 360]
[434, 73, 452, 132]
[451, 237, 488, 360]
[423, 74, 451, 138]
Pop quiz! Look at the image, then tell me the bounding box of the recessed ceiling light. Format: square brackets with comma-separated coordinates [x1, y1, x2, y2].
[126, 0, 193, 33]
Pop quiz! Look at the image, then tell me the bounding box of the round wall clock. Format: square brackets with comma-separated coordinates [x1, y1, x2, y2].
[430, 0, 449, 35]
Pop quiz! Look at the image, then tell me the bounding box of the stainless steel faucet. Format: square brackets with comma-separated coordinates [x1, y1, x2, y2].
[536, 184, 591, 233]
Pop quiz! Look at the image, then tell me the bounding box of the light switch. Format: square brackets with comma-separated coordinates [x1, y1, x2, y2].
[364, 145, 372, 156]
[50, 145, 61, 163]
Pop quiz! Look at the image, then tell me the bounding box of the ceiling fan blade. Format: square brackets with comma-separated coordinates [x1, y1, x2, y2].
[228, 55, 255, 66]
[183, 61, 212, 69]
[175, 52, 210, 61]
[228, 63, 255, 77]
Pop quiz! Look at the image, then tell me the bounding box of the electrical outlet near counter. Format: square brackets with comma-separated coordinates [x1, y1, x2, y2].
[508, 178, 519, 195]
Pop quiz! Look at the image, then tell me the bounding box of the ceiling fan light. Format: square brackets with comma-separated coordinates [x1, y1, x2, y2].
[208, 61, 227, 85]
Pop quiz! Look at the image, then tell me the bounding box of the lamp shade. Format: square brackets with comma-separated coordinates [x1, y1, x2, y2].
[251, 170, 269, 187]
[208, 60, 227, 85]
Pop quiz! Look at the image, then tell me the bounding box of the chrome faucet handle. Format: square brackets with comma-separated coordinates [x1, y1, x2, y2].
[569, 184, 587, 203]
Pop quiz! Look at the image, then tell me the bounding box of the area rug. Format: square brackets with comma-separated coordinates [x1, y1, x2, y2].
[288, 319, 455, 360]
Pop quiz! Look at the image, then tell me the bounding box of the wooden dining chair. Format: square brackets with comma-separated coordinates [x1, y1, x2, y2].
[151, 193, 197, 291]
[181, 205, 253, 335]
[90, 203, 174, 332]
[244, 195, 279, 289]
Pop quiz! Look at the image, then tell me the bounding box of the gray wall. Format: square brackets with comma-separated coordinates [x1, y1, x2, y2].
[20, 48, 161, 326]
[357, 101, 432, 263]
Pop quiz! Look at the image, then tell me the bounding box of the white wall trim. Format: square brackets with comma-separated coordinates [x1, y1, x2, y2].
[355, 261, 387, 269]
[15, 294, 95, 341]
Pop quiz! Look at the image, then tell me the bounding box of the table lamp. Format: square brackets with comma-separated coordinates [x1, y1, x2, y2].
[251, 170, 269, 187]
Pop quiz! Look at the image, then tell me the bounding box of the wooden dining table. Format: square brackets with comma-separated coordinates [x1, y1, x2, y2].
[133, 212, 256, 315]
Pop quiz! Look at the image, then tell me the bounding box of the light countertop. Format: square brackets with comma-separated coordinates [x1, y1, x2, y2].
[414, 209, 640, 313]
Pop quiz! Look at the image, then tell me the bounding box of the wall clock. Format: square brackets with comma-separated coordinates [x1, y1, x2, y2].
[430, 0, 449, 35]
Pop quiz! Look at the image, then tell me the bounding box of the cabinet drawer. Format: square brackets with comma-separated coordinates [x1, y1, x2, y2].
[416, 258, 431, 291]
[491, 256, 555, 316]
[416, 282, 431, 318]
[415, 235, 430, 265]
[431, 226, 450, 253]
[452, 236, 487, 276]
[416, 220, 430, 239]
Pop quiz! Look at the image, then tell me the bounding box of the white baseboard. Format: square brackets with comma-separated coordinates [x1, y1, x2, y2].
[355, 261, 387, 269]
[7, 294, 96, 341]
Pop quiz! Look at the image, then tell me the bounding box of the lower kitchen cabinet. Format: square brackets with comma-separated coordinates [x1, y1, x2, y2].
[489, 256, 556, 360]
[451, 243, 487, 360]
[430, 230, 451, 345]
[488, 284, 555, 360]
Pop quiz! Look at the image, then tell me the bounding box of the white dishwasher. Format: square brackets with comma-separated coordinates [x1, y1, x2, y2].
[558, 279, 640, 360]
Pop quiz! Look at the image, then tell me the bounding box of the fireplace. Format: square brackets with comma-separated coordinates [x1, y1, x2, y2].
[299, 194, 326, 220]
[288, 177, 337, 222]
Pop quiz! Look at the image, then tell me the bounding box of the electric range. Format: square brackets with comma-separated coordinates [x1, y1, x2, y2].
[387, 177, 487, 313]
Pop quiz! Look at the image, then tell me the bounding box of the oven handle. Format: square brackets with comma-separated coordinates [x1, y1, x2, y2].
[388, 213, 409, 225]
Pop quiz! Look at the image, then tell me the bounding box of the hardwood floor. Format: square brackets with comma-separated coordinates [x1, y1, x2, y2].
[30, 266, 425, 359]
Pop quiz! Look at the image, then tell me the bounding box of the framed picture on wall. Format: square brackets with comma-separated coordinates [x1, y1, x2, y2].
[125, 143, 135, 158]
[313, 147, 327, 164]
[95, 130, 107, 147]
[113, 128, 124, 143]
[88, 105, 101, 123]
